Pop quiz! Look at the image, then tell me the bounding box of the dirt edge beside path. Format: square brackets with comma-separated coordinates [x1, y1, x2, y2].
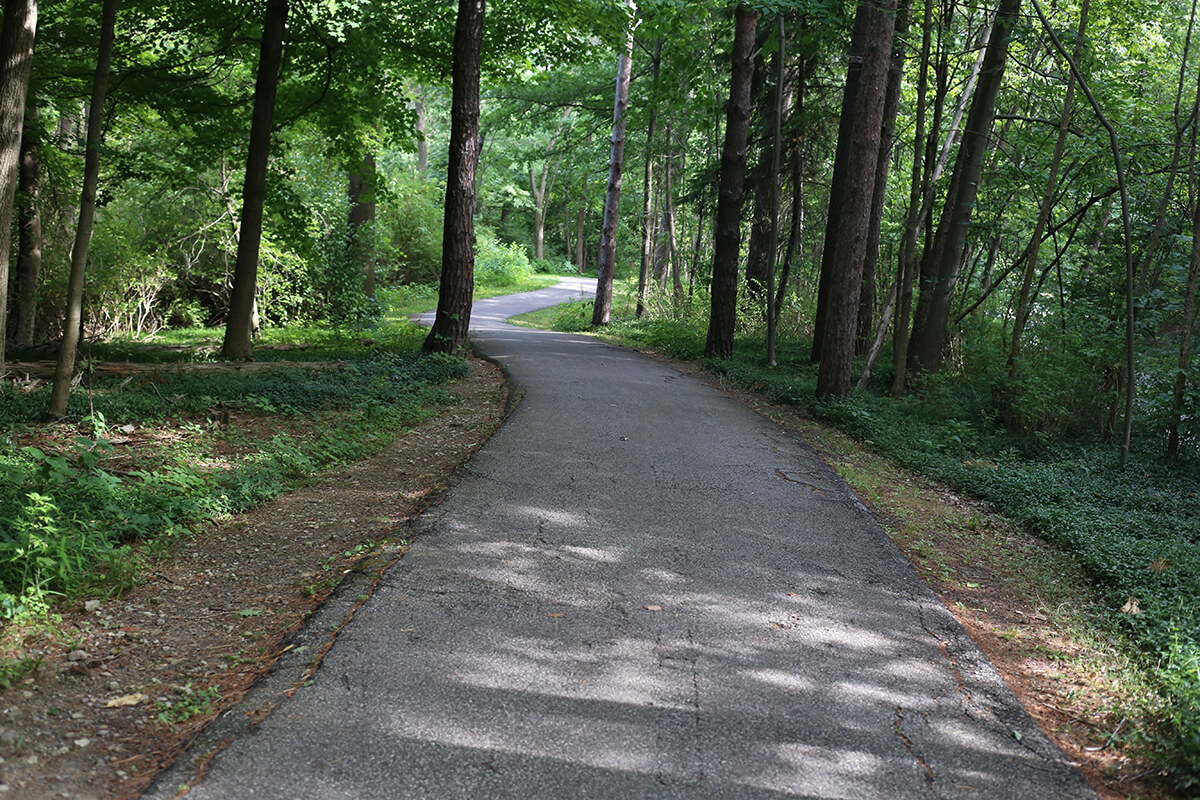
[0, 357, 509, 800]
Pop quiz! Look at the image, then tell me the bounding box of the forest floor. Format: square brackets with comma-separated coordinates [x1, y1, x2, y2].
[0, 350, 1175, 800]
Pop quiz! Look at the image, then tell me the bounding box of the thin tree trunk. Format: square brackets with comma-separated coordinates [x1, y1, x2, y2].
[704, 4, 757, 358]
[593, 0, 636, 327]
[529, 116, 567, 263]
[220, 0, 287, 361]
[891, 0, 934, 397]
[575, 202, 586, 272]
[666, 136, 684, 305]
[766, 16, 786, 366]
[348, 151, 377, 299]
[48, 0, 110, 416]
[1030, 0, 1136, 464]
[1004, 4, 1084, 410]
[636, 37, 663, 318]
[423, 0, 484, 355]
[816, 0, 896, 397]
[0, 0, 37, 374]
[776, 142, 803, 322]
[13, 98, 41, 347]
[907, 0, 1018, 375]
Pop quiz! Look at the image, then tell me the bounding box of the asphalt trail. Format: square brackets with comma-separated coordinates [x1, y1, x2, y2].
[145, 278, 1094, 799]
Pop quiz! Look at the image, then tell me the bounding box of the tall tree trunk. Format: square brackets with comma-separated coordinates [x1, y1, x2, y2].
[0, 0, 37, 374]
[348, 151, 377, 299]
[220, 0, 287, 361]
[529, 116, 567, 263]
[856, 0, 909, 356]
[811, 6, 872, 364]
[775, 49, 813, 323]
[48, 0, 109, 416]
[13, 97, 40, 347]
[423, 0, 484, 355]
[816, 0, 897, 397]
[592, 2, 636, 327]
[765, 15, 787, 366]
[906, 0, 1018, 375]
[704, 4, 757, 358]
[636, 36, 662, 318]
[665, 128, 683, 306]
[891, 0, 934, 397]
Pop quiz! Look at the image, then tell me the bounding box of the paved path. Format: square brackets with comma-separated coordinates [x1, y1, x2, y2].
[146, 278, 1094, 799]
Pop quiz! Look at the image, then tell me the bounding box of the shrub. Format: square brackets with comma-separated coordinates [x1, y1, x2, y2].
[475, 230, 534, 288]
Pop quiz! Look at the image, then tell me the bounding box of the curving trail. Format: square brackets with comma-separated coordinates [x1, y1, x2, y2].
[145, 278, 1094, 799]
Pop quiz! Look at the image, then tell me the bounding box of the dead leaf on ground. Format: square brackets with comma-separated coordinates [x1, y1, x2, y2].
[1119, 597, 1143, 615]
[643, 605, 662, 612]
[106, 693, 149, 708]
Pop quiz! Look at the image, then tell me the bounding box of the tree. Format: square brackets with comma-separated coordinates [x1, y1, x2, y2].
[220, 0, 288, 361]
[48, 0, 113, 417]
[810, 6, 871, 364]
[12, 99, 40, 347]
[906, 0, 1019, 376]
[815, 0, 896, 397]
[423, 0, 485, 355]
[704, 4, 757, 358]
[348, 152, 377, 299]
[592, 0, 635, 327]
[0, 0, 37, 374]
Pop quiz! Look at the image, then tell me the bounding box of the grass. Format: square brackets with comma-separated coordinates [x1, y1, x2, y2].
[512, 278, 1200, 794]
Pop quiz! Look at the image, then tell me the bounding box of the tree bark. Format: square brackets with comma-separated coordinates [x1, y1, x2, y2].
[423, 0, 484, 355]
[592, 1, 636, 327]
[664, 128, 683, 306]
[765, 16, 786, 366]
[220, 0, 287, 361]
[856, 0, 909, 355]
[348, 151, 377, 299]
[48, 0, 110, 416]
[636, 36, 663, 319]
[0, 0, 37, 374]
[810, 6, 872, 364]
[704, 4, 757, 358]
[907, 0, 1019, 375]
[891, 0, 934, 397]
[816, 0, 896, 397]
[12, 97, 40, 347]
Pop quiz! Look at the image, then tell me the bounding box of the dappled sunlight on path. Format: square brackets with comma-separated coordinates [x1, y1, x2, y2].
[147, 279, 1094, 799]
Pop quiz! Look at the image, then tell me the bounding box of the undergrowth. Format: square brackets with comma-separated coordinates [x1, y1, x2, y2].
[0, 320, 468, 621]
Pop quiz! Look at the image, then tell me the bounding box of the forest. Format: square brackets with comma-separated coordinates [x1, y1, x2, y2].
[1, 0, 1199, 793]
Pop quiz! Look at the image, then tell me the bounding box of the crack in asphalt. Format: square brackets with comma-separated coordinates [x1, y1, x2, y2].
[894, 706, 943, 799]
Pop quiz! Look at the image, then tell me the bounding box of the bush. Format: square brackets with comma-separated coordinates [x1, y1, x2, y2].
[475, 230, 535, 288]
